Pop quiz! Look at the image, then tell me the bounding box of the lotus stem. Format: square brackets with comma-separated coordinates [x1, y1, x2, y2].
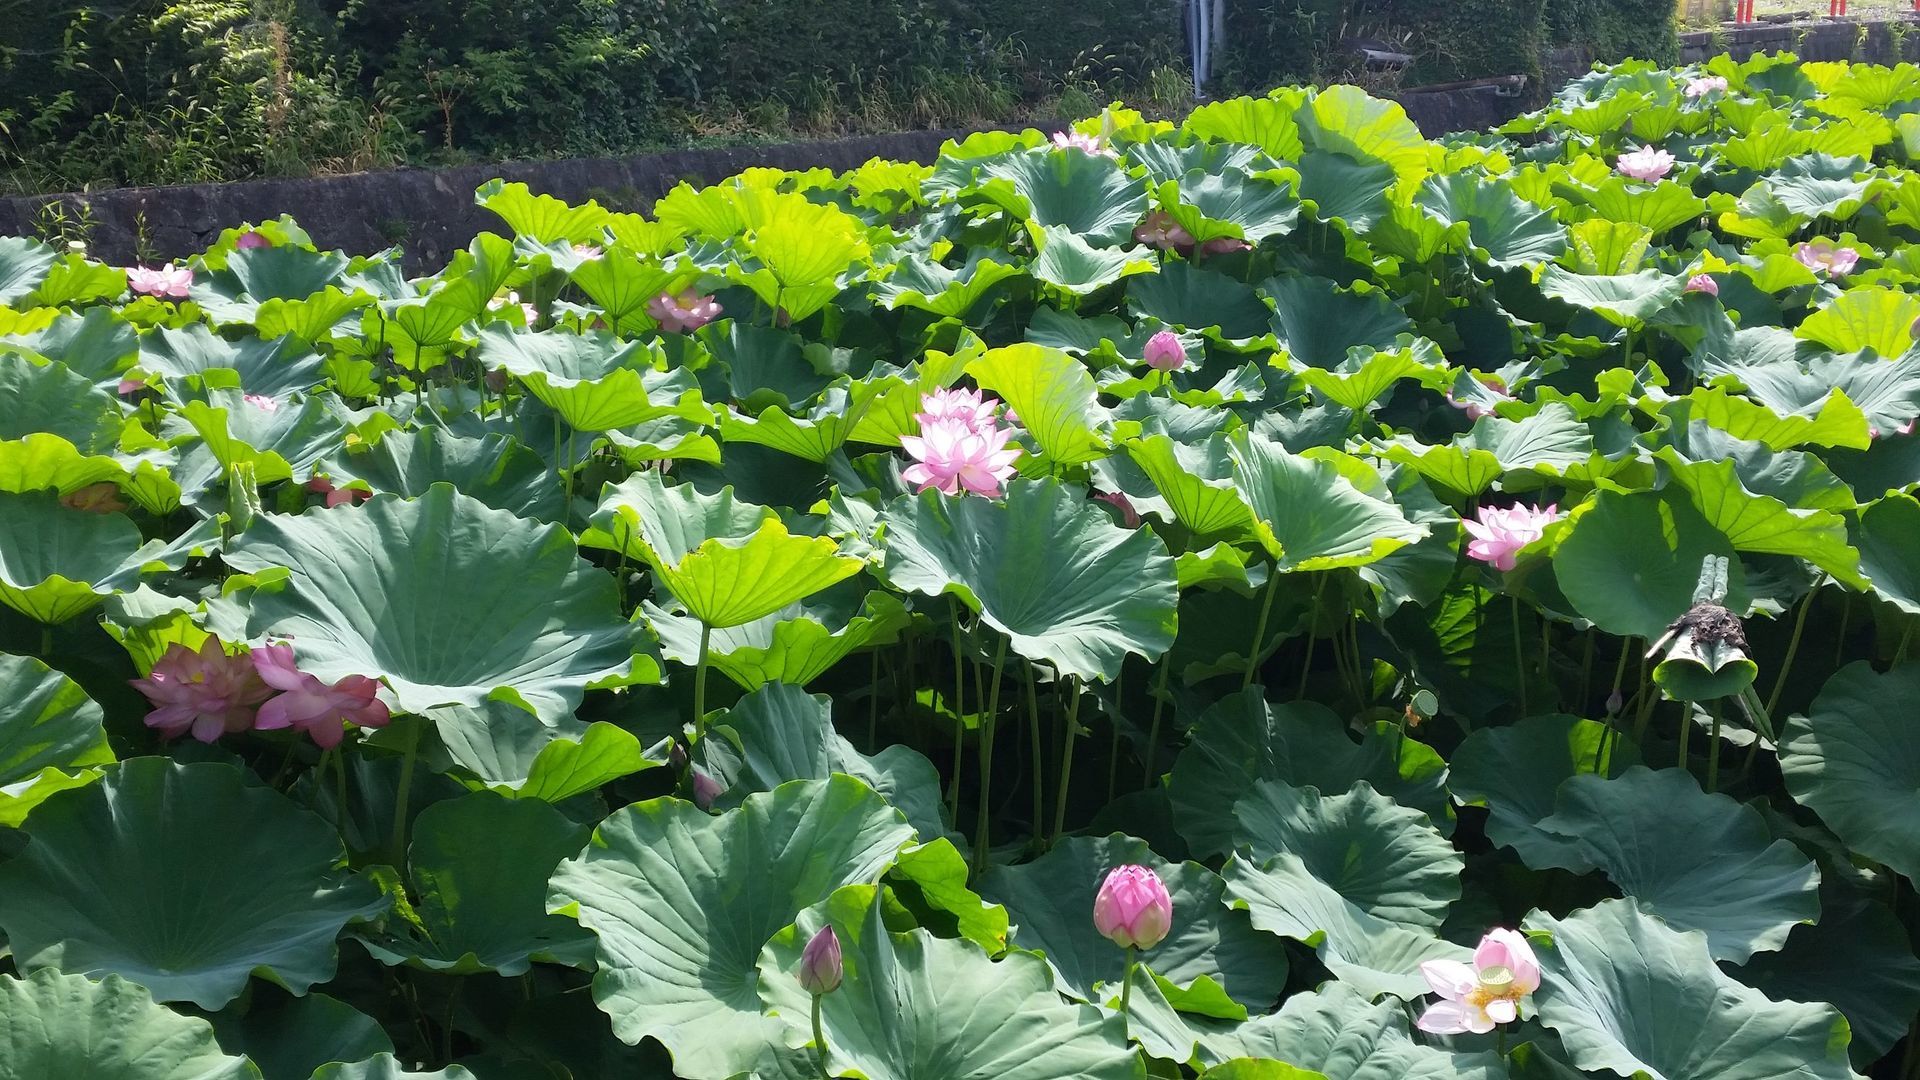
[1676, 700, 1693, 773]
[1594, 642, 1633, 772]
[390, 719, 420, 871]
[1050, 677, 1082, 847]
[1834, 591, 1851, 668]
[1510, 594, 1529, 716]
[1026, 665, 1045, 847]
[1539, 617, 1553, 709]
[1578, 629, 1595, 717]
[39, 624, 51, 657]
[1244, 566, 1281, 689]
[1142, 661, 1171, 787]
[867, 650, 880, 750]
[1765, 582, 1816, 717]
[693, 622, 713, 742]
[811, 993, 830, 1080]
[1297, 573, 1328, 700]
[1706, 700, 1723, 793]
[1896, 621, 1915, 665]
[949, 601, 966, 824]
[972, 634, 1009, 875]
[1119, 945, 1137, 1017]
[1105, 668, 1120, 805]
[1632, 652, 1657, 744]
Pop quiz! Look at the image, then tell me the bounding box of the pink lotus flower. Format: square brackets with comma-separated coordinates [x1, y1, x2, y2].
[1685, 273, 1719, 296]
[127, 265, 193, 300]
[1794, 241, 1858, 277]
[901, 418, 1019, 497]
[306, 476, 372, 508]
[1684, 75, 1728, 98]
[235, 231, 272, 250]
[130, 637, 275, 743]
[691, 768, 724, 811]
[1143, 330, 1188, 372]
[117, 376, 147, 398]
[1198, 236, 1252, 257]
[1415, 929, 1542, 1035]
[571, 243, 604, 259]
[1615, 145, 1674, 182]
[1093, 864, 1173, 950]
[798, 925, 843, 995]
[60, 483, 127, 514]
[251, 643, 390, 749]
[915, 388, 1002, 434]
[648, 288, 723, 333]
[1462, 502, 1560, 572]
[1134, 211, 1195, 253]
[1052, 130, 1117, 157]
[1093, 491, 1141, 529]
[243, 393, 280, 412]
[1446, 375, 1511, 421]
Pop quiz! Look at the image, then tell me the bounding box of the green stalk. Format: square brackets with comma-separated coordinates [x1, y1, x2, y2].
[1050, 677, 1082, 846]
[867, 650, 881, 750]
[1243, 564, 1281, 689]
[1896, 621, 1915, 665]
[948, 601, 966, 824]
[811, 993, 830, 1080]
[1539, 616, 1553, 709]
[331, 746, 348, 828]
[1142, 662, 1171, 787]
[1510, 594, 1530, 716]
[971, 635, 1009, 875]
[1706, 700, 1723, 793]
[1118, 945, 1137, 1017]
[1348, 609, 1367, 710]
[390, 721, 419, 871]
[1632, 653, 1656, 745]
[1676, 700, 1693, 773]
[1834, 591, 1852, 668]
[1026, 664, 1045, 847]
[1297, 573, 1328, 700]
[1765, 583, 1816, 717]
[1595, 642, 1633, 772]
[693, 622, 713, 742]
[1578, 629, 1595, 716]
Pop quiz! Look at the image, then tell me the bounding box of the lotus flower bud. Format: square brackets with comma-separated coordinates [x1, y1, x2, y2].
[668, 739, 689, 773]
[235, 231, 272, 250]
[1684, 273, 1717, 296]
[691, 767, 723, 811]
[798, 925, 843, 995]
[1606, 689, 1624, 716]
[1092, 864, 1172, 950]
[1143, 331, 1187, 373]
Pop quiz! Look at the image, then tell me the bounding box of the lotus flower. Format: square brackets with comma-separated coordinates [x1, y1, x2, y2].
[1615, 145, 1674, 182]
[1198, 236, 1252, 256]
[1134, 211, 1195, 252]
[901, 418, 1019, 498]
[130, 637, 275, 743]
[691, 768, 724, 811]
[251, 643, 390, 749]
[571, 242, 604, 259]
[235, 231, 272, 250]
[117, 376, 148, 398]
[306, 476, 372, 508]
[243, 393, 279, 412]
[1446, 375, 1511, 421]
[1052, 130, 1116, 157]
[1794, 241, 1858, 277]
[1093, 491, 1141, 529]
[798, 925, 843, 995]
[127, 265, 193, 300]
[487, 290, 540, 324]
[1143, 330, 1188, 372]
[1415, 928, 1542, 1034]
[1685, 273, 1719, 296]
[60, 483, 127, 514]
[648, 288, 723, 333]
[1463, 502, 1560, 572]
[915, 387, 1002, 434]
[1093, 864, 1173, 950]
[1684, 75, 1728, 98]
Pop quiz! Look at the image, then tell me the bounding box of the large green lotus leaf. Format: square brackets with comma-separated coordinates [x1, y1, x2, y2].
[1552, 488, 1749, 640]
[1184, 94, 1305, 159]
[1555, 173, 1708, 234]
[311, 1056, 473, 1080]
[2, 307, 137, 384]
[1030, 226, 1157, 295]
[1858, 493, 1920, 614]
[179, 389, 346, 486]
[695, 682, 948, 844]
[0, 359, 123, 454]
[225, 485, 636, 722]
[718, 383, 887, 464]
[1766, 155, 1872, 219]
[1291, 150, 1395, 229]
[878, 479, 1178, 683]
[757, 885, 1144, 1080]
[316, 427, 563, 522]
[1126, 136, 1271, 186]
[19, 254, 126, 308]
[0, 970, 260, 1080]
[138, 325, 326, 400]
[429, 702, 659, 802]
[650, 586, 908, 690]
[1127, 262, 1274, 343]
[1449, 714, 1635, 868]
[976, 147, 1149, 247]
[583, 468, 774, 568]
[1531, 767, 1819, 963]
[252, 288, 372, 346]
[568, 249, 677, 334]
[355, 792, 593, 975]
[871, 252, 1025, 318]
[1124, 431, 1256, 540]
[1167, 688, 1450, 856]
[1226, 431, 1427, 571]
[1526, 899, 1857, 1080]
[707, 322, 834, 411]
[1291, 345, 1443, 412]
[1795, 286, 1920, 357]
[0, 759, 385, 1009]
[1197, 981, 1504, 1079]
[0, 652, 112, 827]
[739, 198, 868, 321]
[1222, 853, 1467, 998]
[210, 991, 392, 1080]
[1780, 661, 1920, 882]
[1363, 199, 1462, 264]
[1230, 779, 1460, 931]
[476, 180, 608, 243]
[1659, 386, 1870, 452]
[1733, 351, 1920, 438]
[1734, 891, 1920, 1067]
[479, 327, 707, 432]
[1262, 276, 1410, 369]
[975, 833, 1288, 1010]
[1296, 85, 1428, 184]
[1564, 217, 1652, 275]
[966, 343, 1107, 467]
[547, 777, 917, 1079]
[0, 236, 56, 304]
[1416, 173, 1565, 268]
[1538, 267, 1685, 327]
[1154, 169, 1301, 245]
[0, 491, 146, 624]
[1657, 451, 1864, 585]
[1658, 421, 1857, 512]
[1383, 402, 1593, 498]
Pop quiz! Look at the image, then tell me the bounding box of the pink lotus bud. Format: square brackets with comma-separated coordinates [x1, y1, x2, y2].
[1093, 491, 1141, 529]
[235, 231, 272, 250]
[1092, 864, 1172, 950]
[1685, 273, 1718, 296]
[691, 768, 723, 811]
[1143, 331, 1187, 372]
[668, 740, 689, 772]
[798, 925, 843, 995]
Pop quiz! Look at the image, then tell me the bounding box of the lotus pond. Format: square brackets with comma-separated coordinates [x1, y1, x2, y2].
[2, 48, 1920, 1080]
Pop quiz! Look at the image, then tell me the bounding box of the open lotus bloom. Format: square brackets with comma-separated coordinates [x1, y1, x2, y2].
[1416, 929, 1542, 1034]
[1092, 864, 1173, 950]
[1134, 210, 1196, 252]
[1684, 75, 1729, 97]
[252, 643, 390, 749]
[306, 476, 373, 508]
[1615, 145, 1674, 182]
[648, 288, 723, 333]
[1793, 240, 1858, 277]
[127, 264, 194, 300]
[1052, 130, 1115, 157]
[914, 387, 1002, 434]
[901, 417, 1019, 498]
[130, 637, 275, 743]
[1462, 503, 1559, 571]
[1446, 374, 1511, 420]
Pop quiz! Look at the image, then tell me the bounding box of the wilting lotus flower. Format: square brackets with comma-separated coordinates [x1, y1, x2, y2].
[243, 393, 280, 412]
[1615, 145, 1674, 182]
[1093, 864, 1173, 950]
[60, 483, 127, 514]
[1446, 375, 1511, 421]
[306, 476, 372, 508]
[901, 418, 1019, 498]
[648, 288, 723, 333]
[1684, 75, 1729, 98]
[130, 637, 276, 743]
[1143, 330, 1188, 372]
[915, 387, 1001, 434]
[1052, 130, 1116, 157]
[1415, 929, 1542, 1034]
[235, 231, 272, 250]
[1685, 273, 1719, 296]
[1198, 236, 1252, 256]
[1093, 491, 1142, 529]
[127, 264, 193, 300]
[798, 925, 844, 995]
[1794, 241, 1858, 277]
[251, 643, 390, 749]
[1463, 502, 1560, 572]
[1134, 210, 1195, 252]
[691, 768, 724, 811]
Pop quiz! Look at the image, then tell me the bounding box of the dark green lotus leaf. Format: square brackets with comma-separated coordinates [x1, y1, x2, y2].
[1527, 899, 1857, 1080]
[879, 478, 1178, 682]
[1416, 173, 1566, 268]
[757, 885, 1145, 1080]
[1658, 421, 1855, 513]
[0, 358, 125, 457]
[479, 327, 709, 432]
[1127, 262, 1273, 343]
[0, 652, 112, 827]
[355, 792, 594, 975]
[1858, 492, 1920, 613]
[1196, 981, 1504, 1078]
[1382, 402, 1593, 498]
[0, 491, 149, 624]
[976, 833, 1288, 1010]
[1154, 169, 1301, 245]
[1734, 890, 1920, 1067]
[429, 701, 659, 802]
[137, 325, 326, 400]
[1123, 430, 1256, 540]
[1538, 267, 1685, 326]
[1292, 344, 1445, 412]
[311, 1056, 474, 1080]
[1553, 488, 1750, 640]
[225, 484, 637, 721]
[1230, 778, 1460, 930]
[1292, 150, 1396, 229]
[1780, 661, 1920, 882]
[1030, 227, 1158, 296]
[0, 970, 260, 1080]
[1732, 351, 1920, 438]
[1296, 85, 1428, 183]
[975, 147, 1149, 247]
[0, 236, 57, 305]
[1226, 430, 1427, 571]
[1657, 451, 1864, 585]
[315, 427, 563, 522]
[871, 252, 1024, 318]
[1450, 713, 1636, 867]
[1127, 140, 1272, 186]
[650, 584, 908, 690]
[718, 383, 887, 464]
[0, 759, 386, 1009]
[547, 776, 917, 1079]
[211, 991, 393, 1080]
[179, 388, 346, 487]
[1263, 275, 1411, 369]
[1168, 688, 1450, 855]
